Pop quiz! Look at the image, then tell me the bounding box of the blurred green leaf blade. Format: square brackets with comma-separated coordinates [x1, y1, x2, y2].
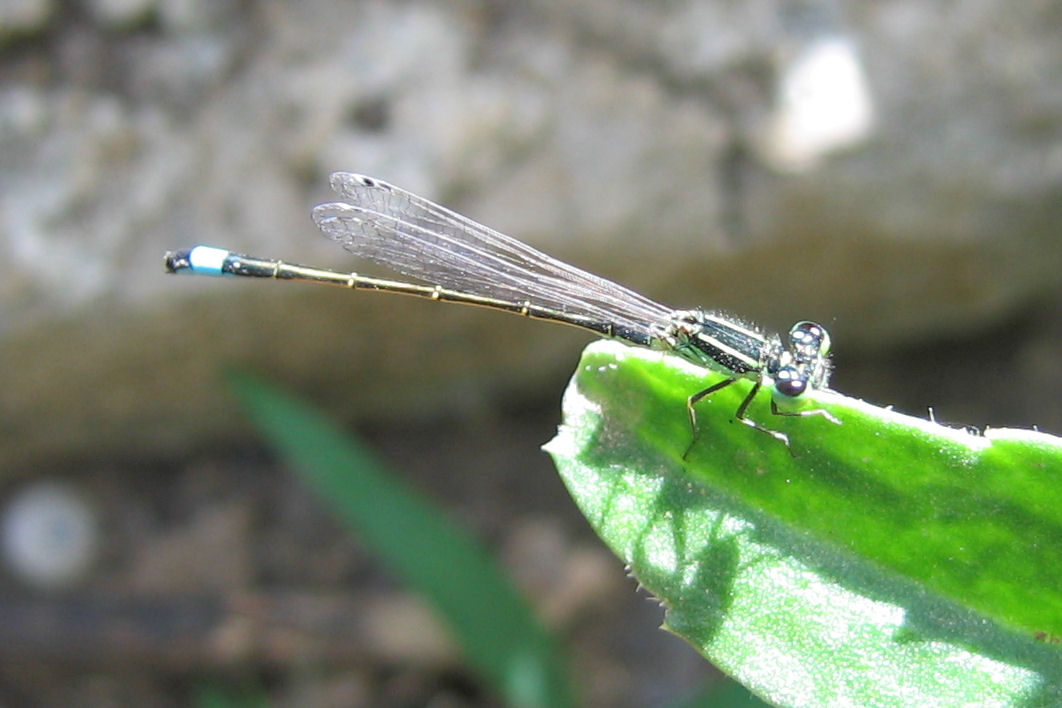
[228, 372, 574, 708]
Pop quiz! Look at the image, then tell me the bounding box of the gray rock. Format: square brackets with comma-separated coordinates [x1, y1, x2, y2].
[2, 0, 1060, 468]
[0, 0, 53, 37]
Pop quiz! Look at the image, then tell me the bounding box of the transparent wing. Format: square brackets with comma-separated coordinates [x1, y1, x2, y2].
[311, 172, 673, 341]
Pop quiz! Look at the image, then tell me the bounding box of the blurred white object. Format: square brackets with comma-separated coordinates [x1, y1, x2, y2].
[2, 482, 99, 588]
[762, 36, 875, 171]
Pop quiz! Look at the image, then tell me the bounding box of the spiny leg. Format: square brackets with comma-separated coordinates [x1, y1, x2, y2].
[769, 399, 841, 426]
[732, 380, 791, 448]
[684, 378, 803, 459]
[683, 377, 737, 459]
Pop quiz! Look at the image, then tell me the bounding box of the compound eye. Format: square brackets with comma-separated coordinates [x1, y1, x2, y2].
[774, 366, 808, 397]
[790, 321, 831, 355]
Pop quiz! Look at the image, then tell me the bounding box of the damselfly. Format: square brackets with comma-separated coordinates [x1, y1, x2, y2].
[165, 172, 838, 453]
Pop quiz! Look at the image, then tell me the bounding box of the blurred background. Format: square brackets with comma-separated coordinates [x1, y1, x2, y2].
[1, 0, 1061, 705]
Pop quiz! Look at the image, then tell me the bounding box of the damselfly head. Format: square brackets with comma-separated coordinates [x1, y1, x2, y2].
[770, 321, 832, 398]
[789, 321, 830, 358]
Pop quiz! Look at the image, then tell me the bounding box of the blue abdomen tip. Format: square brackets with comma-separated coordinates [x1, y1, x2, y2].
[188, 246, 230, 276]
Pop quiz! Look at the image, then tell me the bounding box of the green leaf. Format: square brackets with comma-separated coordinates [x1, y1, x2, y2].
[545, 340, 1062, 707]
[669, 676, 774, 708]
[228, 372, 574, 708]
